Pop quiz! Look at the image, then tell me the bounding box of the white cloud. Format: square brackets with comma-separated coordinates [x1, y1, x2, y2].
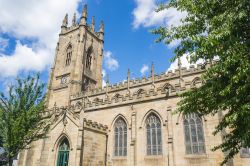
[140, 64, 149, 75]
[132, 0, 187, 48]
[133, 0, 187, 28]
[104, 51, 119, 71]
[102, 69, 106, 78]
[167, 53, 204, 72]
[102, 69, 106, 87]
[0, 37, 9, 52]
[102, 80, 107, 87]
[0, 0, 81, 78]
[0, 42, 51, 77]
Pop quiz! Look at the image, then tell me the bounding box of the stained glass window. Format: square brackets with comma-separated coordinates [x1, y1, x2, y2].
[183, 113, 205, 154]
[114, 118, 127, 156]
[146, 113, 162, 155]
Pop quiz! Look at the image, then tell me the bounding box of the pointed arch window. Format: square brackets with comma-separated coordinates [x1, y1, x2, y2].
[86, 47, 92, 70]
[57, 138, 70, 166]
[66, 45, 72, 66]
[241, 146, 250, 157]
[146, 113, 162, 155]
[183, 113, 205, 154]
[240, 141, 250, 157]
[114, 118, 127, 156]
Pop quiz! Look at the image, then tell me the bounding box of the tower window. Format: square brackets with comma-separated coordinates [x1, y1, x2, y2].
[66, 45, 72, 66]
[183, 113, 205, 154]
[57, 138, 70, 166]
[86, 47, 92, 70]
[114, 118, 127, 156]
[82, 77, 90, 91]
[61, 76, 67, 84]
[146, 113, 162, 155]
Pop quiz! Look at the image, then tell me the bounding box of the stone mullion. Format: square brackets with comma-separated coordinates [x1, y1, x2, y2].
[189, 120, 194, 154]
[121, 128, 124, 156]
[118, 128, 120, 156]
[155, 124, 158, 155]
[195, 118, 200, 153]
[150, 125, 153, 155]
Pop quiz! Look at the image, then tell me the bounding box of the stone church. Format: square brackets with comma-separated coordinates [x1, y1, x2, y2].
[18, 5, 250, 166]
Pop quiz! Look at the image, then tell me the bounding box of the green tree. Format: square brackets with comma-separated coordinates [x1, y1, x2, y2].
[0, 74, 50, 166]
[153, 0, 250, 164]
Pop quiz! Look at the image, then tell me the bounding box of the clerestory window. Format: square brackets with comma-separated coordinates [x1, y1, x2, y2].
[114, 118, 127, 156]
[183, 113, 205, 155]
[146, 113, 162, 155]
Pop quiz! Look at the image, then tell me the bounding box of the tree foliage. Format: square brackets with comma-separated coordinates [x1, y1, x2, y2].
[153, 0, 250, 164]
[0, 74, 50, 165]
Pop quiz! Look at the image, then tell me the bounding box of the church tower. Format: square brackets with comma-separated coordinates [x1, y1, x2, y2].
[47, 5, 104, 107]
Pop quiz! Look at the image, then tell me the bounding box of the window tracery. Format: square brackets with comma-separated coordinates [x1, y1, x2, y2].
[183, 113, 205, 154]
[146, 113, 162, 155]
[114, 118, 127, 156]
[66, 45, 72, 66]
[57, 138, 70, 166]
[86, 47, 92, 70]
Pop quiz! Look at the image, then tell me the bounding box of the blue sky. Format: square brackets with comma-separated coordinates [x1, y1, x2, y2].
[0, 0, 188, 91]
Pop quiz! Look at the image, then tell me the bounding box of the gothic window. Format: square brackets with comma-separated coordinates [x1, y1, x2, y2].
[114, 118, 127, 156]
[82, 77, 90, 91]
[240, 142, 250, 157]
[86, 47, 92, 70]
[57, 138, 70, 166]
[61, 76, 67, 84]
[66, 45, 72, 66]
[241, 147, 250, 156]
[146, 113, 162, 155]
[183, 113, 205, 154]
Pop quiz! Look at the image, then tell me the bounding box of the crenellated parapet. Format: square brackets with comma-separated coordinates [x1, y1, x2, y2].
[83, 118, 108, 134]
[71, 61, 209, 100]
[67, 61, 213, 111]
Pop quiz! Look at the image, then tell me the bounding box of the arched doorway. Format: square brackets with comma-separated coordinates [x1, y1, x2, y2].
[56, 138, 70, 166]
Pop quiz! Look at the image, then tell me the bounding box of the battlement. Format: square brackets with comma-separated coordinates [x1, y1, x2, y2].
[82, 87, 178, 111]
[83, 118, 108, 133]
[71, 61, 209, 100]
[65, 62, 210, 112]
